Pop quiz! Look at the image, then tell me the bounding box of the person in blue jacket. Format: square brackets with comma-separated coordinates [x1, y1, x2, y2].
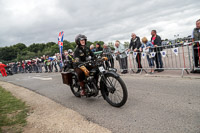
[140, 37, 155, 74]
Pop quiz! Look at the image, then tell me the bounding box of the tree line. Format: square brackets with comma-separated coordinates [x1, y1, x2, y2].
[0, 40, 115, 64]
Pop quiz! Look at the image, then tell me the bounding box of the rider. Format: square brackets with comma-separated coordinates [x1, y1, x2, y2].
[63, 49, 74, 72]
[74, 34, 95, 96]
[67, 49, 74, 62]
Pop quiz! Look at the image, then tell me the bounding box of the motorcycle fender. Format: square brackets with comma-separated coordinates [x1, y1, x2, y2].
[104, 71, 119, 78]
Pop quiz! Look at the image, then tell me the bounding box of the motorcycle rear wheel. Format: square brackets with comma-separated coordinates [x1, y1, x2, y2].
[70, 74, 81, 97]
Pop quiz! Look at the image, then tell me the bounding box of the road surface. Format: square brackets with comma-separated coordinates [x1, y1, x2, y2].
[1, 73, 200, 133]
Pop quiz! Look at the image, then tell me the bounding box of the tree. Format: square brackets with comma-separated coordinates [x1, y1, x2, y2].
[17, 53, 22, 62]
[13, 43, 27, 52]
[86, 41, 93, 47]
[108, 42, 115, 51]
[0, 46, 17, 61]
[50, 45, 59, 56]
[46, 42, 57, 48]
[23, 51, 36, 60]
[28, 43, 45, 53]
[124, 42, 130, 49]
[63, 40, 75, 51]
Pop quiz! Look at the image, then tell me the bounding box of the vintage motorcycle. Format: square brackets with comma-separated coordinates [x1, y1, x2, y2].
[5, 66, 13, 76]
[61, 52, 128, 107]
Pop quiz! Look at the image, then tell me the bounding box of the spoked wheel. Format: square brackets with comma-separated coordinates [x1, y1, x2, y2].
[101, 73, 128, 107]
[70, 74, 81, 97]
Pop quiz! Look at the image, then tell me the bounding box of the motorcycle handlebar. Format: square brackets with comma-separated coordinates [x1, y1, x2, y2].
[75, 58, 104, 68]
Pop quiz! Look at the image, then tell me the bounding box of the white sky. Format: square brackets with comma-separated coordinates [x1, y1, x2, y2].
[0, 0, 199, 46]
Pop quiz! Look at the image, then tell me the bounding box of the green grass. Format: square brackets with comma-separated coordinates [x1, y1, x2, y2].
[0, 86, 29, 133]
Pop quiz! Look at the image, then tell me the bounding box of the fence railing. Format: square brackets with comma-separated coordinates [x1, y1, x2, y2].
[112, 42, 200, 77]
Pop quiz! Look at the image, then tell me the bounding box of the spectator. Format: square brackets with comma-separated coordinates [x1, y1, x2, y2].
[48, 57, 54, 72]
[56, 53, 63, 72]
[28, 60, 32, 73]
[96, 43, 103, 52]
[44, 56, 49, 72]
[18, 62, 22, 73]
[26, 60, 32, 73]
[114, 40, 128, 74]
[52, 58, 58, 72]
[0, 62, 7, 77]
[103, 43, 114, 68]
[37, 58, 42, 73]
[21, 61, 25, 73]
[40, 57, 44, 73]
[191, 19, 200, 73]
[140, 37, 155, 74]
[128, 33, 142, 73]
[31, 59, 36, 73]
[25, 60, 28, 73]
[151, 30, 164, 72]
[47, 59, 52, 72]
[5, 64, 13, 76]
[35, 59, 38, 72]
[90, 44, 96, 52]
[47, 56, 54, 72]
[13, 62, 18, 74]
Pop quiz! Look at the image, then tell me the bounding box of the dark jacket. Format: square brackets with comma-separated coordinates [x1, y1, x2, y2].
[103, 47, 113, 60]
[151, 35, 162, 52]
[193, 28, 200, 54]
[129, 36, 142, 51]
[74, 46, 95, 62]
[96, 47, 103, 52]
[193, 28, 200, 41]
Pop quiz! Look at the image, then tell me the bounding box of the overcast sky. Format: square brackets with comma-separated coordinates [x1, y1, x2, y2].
[0, 0, 199, 47]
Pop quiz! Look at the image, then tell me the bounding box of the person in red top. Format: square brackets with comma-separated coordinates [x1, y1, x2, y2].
[0, 62, 7, 77]
[22, 61, 25, 73]
[151, 30, 163, 72]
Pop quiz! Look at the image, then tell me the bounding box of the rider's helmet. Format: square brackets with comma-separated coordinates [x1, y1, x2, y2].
[68, 49, 73, 53]
[75, 34, 87, 46]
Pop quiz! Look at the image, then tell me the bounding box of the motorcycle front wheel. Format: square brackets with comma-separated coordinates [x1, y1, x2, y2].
[101, 73, 128, 107]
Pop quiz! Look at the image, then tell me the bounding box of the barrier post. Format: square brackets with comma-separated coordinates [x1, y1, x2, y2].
[187, 44, 192, 71]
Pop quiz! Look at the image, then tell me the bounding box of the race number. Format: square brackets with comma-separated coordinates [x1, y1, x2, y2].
[99, 66, 105, 72]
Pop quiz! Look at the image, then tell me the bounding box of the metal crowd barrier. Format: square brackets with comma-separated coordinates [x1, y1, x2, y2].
[112, 42, 200, 77]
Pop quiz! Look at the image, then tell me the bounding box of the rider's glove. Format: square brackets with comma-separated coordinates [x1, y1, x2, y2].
[79, 65, 90, 77]
[102, 57, 108, 61]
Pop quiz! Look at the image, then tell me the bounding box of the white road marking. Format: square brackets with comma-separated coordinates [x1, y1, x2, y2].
[32, 77, 52, 80]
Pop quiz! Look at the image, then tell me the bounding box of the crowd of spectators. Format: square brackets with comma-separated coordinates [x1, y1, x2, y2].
[3, 43, 115, 75]
[5, 53, 63, 74]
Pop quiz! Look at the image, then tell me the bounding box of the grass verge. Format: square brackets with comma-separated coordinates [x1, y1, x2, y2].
[0, 86, 29, 133]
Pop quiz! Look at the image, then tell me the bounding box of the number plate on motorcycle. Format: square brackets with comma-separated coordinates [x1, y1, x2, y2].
[99, 66, 105, 72]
